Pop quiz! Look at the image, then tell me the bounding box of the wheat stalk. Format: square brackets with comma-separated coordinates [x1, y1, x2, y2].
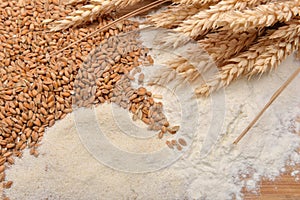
[234, 66, 300, 144]
[195, 20, 300, 96]
[220, 1, 300, 32]
[147, 5, 201, 29]
[51, 0, 143, 31]
[175, 0, 271, 38]
[296, 48, 300, 60]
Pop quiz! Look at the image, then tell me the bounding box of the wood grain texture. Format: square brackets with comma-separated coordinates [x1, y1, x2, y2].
[243, 165, 300, 199]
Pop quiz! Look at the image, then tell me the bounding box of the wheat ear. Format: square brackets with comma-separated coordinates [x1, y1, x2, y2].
[149, 56, 200, 87]
[161, 29, 259, 81]
[172, 0, 219, 5]
[151, 47, 215, 85]
[247, 21, 300, 77]
[150, 56, 214, 86]
[220, 1, 300, 32]
[153, 29, 259, 84]
[66, 0, 88, 5]
[147, 5, 201, 29]
[195, 20, 300, 96]
[198, 29, 259, 65]
[51, 0, 143, 31]
[175, 0, 271, 38]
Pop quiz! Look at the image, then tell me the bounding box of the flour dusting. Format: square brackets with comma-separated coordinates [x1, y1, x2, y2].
[4, 29, 300, 199]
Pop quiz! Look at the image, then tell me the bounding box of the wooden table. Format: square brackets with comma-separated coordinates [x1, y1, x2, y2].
[243, 165, 300, 200]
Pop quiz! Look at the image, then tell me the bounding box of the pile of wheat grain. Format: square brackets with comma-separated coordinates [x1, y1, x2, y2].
[50, 0, 300, 96]
[0, 0, 171, 199]
[1, 0, 299, 198]
[0, 1, 189, 198]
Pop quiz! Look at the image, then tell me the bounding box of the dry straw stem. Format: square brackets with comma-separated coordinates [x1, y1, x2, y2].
[147, 5, 201, 29]
[296, 48, 300, 60]
[221, 1, 300, 32]
[175, 0, 271, 38]
[234, 66, 300, 144]
[51, 0, 143, 31]
[196, 20, 300, 96]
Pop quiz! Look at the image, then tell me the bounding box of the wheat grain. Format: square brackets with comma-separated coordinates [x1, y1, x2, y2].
[195, 20, 300, 96]
[51, 0, 169, 54]
[220, 1, 300, 32]
[51, 0, 143, 31]
[178, 138, 187, 146]
[175, 0, 271, 38]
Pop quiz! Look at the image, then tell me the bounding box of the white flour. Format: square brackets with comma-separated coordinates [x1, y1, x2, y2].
[4, 30, 300, 199]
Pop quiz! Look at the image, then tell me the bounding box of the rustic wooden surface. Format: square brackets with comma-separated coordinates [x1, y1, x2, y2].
[122, 1, 300, 199]
[243, 165, 300, 200]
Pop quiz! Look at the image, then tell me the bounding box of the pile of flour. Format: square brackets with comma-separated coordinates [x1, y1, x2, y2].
[4, 30, 300, 199]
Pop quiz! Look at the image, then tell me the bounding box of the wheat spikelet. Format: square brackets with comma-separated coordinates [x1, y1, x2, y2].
[66, 0, 87, 5]
[151, 28, 193, 49]
[172, 0, 219, 5]
[147, 5, 201, 29]
[175, 0, 271, 38]
[220, 1, 300, 32]
[51, 0, 142, 31]
[198, 29, 259, 65]
[151, 49, 215, 85]
[115, 0, 142, 8]
[196, 20, 300, 96]
[150, 56, 215, 86]
[51, 0, 113, 31]
[154, 58, 197, 85]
